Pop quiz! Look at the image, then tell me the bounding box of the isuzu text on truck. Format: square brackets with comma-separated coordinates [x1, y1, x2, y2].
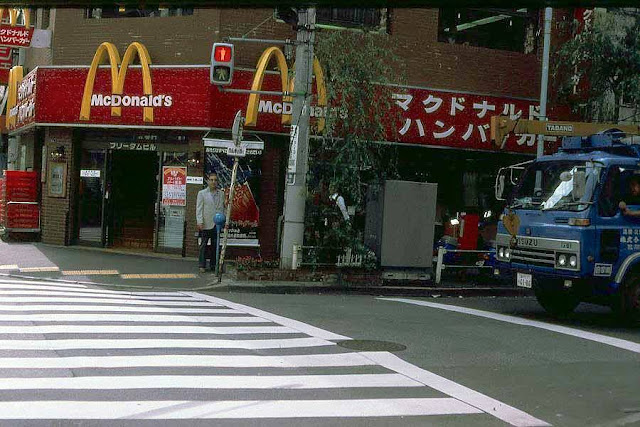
[491, 117, 640, 320]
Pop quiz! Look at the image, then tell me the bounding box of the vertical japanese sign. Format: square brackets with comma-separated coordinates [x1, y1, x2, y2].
[161, 166, 187, 206]
[205, 144, 262, 246]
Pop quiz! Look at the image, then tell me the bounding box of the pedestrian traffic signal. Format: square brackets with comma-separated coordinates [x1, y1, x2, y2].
[210, 43, 234, 86]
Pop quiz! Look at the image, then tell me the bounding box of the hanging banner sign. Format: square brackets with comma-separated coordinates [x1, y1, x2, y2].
[0, 26, 33, 48]
[161, 166, 187, 206]
[205, 141, 263, 246]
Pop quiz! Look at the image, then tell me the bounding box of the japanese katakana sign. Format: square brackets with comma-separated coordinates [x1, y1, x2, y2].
[391, 88, 550, 153]
[0, 25, 33, 48]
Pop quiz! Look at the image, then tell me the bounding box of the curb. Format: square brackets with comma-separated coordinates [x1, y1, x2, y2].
[215, 284, 532, 297]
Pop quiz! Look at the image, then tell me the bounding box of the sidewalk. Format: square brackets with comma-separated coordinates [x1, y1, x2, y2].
[0, 240, 528, 297]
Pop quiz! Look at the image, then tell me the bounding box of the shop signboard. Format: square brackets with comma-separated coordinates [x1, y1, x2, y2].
[0, 25, 33, 48]
[10, 41, 550, 154]
[205, 140, 262, 246]
[161, 166, 186, 206]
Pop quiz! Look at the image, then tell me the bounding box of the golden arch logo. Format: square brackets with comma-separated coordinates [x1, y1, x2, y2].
[6, 65, 23, 129]
[245, 46, 327, 132]
[0, 8, 31, 27]
[80, 42, 170, 123]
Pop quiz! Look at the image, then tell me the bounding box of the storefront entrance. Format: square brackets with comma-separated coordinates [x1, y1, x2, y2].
[77, 145, 186, 253]
[109, 150, 158, 250]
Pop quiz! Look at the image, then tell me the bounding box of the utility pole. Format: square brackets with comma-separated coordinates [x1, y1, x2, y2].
[535, 7, 553, 193]
[280, 7, 316, 269]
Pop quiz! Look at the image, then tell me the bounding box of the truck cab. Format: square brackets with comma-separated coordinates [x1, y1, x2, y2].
[495, 134, 640, 319]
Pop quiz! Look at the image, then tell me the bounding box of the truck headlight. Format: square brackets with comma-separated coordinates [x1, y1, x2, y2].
[569, 255, 577, 267]
[498, 247, 505, 258]
[558, 254, 567, 266]
[504, 248, 511, 259]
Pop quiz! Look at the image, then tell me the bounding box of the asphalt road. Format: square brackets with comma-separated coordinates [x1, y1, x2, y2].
[0, 275, 638, 426]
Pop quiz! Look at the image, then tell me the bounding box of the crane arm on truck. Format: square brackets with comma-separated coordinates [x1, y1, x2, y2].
[490, 116, 640, 148]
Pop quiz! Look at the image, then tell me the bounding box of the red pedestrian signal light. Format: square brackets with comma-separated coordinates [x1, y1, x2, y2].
[214, 45, 232, 63]
[211, 43, 234, 86]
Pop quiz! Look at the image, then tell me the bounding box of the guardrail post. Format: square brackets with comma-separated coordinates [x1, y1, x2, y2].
[435, 247, 445, 284]
[292, 244, 299, 270]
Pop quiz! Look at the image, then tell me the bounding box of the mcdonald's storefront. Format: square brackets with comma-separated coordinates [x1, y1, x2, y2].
[5, 45, 305, 259]
[6, 42, 546, 259]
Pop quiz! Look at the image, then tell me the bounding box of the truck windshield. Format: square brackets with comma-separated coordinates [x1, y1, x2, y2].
[511, 161, 602, 211]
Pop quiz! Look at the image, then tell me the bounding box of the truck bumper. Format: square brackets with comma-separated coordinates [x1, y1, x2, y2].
[495, 263, 617, 302]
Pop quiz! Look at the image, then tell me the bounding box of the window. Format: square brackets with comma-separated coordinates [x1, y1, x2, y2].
[86, 7, 193, 19]
[438, 8, 539, 53]
[316, 8, 385, 29]
[276, 8, 388, 31]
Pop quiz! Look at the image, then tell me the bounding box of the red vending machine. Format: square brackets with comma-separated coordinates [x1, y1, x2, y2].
[0, 171, 40, 235]
[458, 213, 479, 250]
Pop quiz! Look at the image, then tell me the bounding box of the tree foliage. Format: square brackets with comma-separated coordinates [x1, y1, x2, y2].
[303, 30, 405, 264]
[554, 10, 640, 122]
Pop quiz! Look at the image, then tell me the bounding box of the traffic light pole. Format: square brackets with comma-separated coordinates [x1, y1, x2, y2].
[279, 7, 316, 269]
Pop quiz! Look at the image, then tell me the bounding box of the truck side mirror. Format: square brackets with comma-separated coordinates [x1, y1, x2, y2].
[495, 169, 508, 201]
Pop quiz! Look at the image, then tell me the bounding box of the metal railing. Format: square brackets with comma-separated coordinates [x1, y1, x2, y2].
[434, 247, 493, 284]
[292, 244, 363, 269]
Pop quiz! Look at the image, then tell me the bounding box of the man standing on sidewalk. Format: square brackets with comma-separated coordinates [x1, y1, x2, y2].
[196, 172, 226, 273]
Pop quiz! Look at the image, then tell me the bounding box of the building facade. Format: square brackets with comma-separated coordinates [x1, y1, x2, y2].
[6, 7, 572, 259]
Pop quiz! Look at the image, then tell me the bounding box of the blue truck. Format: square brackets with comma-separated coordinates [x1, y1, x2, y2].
[492, 119, 640, 320]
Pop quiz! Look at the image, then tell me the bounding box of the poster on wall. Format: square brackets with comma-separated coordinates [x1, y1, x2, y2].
[161, 166, 187, 206]
[205, 141, 262, 247]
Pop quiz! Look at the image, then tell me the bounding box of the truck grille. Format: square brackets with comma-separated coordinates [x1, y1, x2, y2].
[510, 247, 555, 267]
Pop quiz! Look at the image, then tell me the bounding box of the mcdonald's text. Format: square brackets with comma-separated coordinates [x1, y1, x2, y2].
[90, 94, 173, 108]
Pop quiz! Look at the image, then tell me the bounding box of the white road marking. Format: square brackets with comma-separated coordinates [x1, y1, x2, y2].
[379, 297, 640, 355]
[0, 325, 297, 335]
[0, 291, 202, 300]
[0, 278, 88, 288]
[0, 374, 422, 390]
[0, 305, 238, 314]
[0, 399, 481, 419]
[0, 284, 184, 296]
[184, 292, 349, 341]
[0, 337, 334, 350]
[0, 353, 377, 369]
[361, 351, 550, 427]
[0, 313, 271, 323]
[0, 297, 216, 305]
[0, 265, 19, 270]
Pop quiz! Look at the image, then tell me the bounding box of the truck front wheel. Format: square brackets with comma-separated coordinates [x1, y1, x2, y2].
[615, 275, 640, 322]
[534, 288, 579, 317]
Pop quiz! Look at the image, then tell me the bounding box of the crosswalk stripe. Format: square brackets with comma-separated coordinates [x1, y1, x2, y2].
[0, 337, 334, 350]
[185, 292, 350, 341]
[0, 278, 88, 287]
[0, 374, 423, 390]
[0, 284, 186, 296]
[0, 305, 237, 313]
[0, 325, 297, 335]
[0, 291, 203, 300]
[0, 313, 271, 323]
[0, 398, 482, 419]
[0, 297, 217, 306]
[0, 353, 376, 369]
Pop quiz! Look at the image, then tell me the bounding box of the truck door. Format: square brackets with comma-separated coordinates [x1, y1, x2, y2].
[596, 166, 640, 280]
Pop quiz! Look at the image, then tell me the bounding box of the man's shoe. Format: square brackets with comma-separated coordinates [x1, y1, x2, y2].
[199, 268, 206, 273]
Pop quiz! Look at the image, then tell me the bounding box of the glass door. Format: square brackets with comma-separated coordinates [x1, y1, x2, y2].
[78, 149, 106, 246]
[156, 151, 188, 254]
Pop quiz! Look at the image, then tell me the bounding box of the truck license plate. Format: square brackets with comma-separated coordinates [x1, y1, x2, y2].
[516, 272, 532, 288]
